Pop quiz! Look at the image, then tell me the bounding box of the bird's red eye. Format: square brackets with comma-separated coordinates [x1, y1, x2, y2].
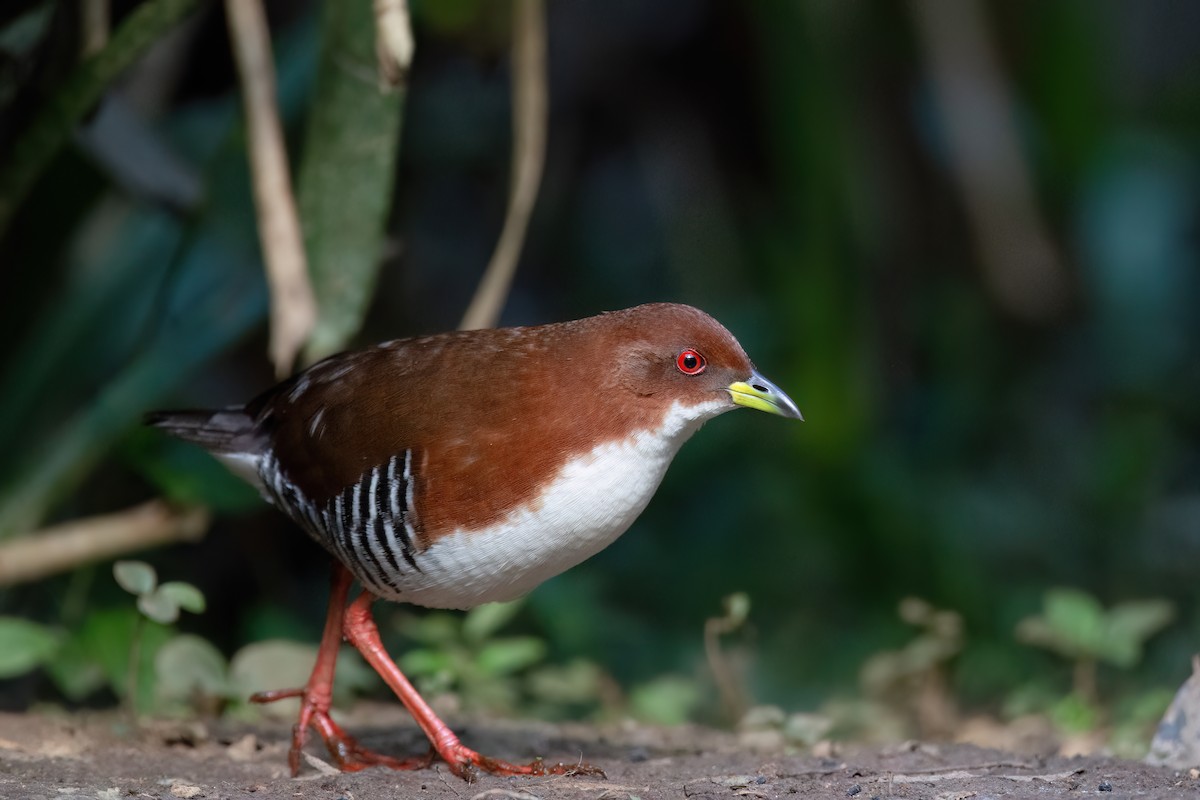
[676, 349, 706, 375]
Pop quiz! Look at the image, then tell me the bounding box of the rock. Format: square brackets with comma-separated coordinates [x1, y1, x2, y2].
[1146, 656, 1200, 769]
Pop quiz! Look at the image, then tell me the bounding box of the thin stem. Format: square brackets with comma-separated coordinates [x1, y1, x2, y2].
[459, 0, 548, 331]
[1073, 657, 1098, 706]
[126, 612, 144, 718]
[224, 0, 316, 377]
[703, 616, 747, 724]
[80, 0, 110, 57]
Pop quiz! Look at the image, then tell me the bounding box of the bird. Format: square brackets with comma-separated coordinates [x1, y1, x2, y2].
[147, 302, 801, 780]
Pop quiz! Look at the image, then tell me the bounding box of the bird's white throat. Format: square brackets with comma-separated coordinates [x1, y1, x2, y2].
[391, 398, 730, 609]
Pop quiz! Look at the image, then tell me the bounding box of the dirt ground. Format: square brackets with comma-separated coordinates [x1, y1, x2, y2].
[1, 704, 1197, 800]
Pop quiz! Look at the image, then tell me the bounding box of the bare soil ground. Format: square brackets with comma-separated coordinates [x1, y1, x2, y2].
[1, 705, 1196, 800]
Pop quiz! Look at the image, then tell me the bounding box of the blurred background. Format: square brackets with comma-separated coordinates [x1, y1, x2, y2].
[1, 0, 1198, 754]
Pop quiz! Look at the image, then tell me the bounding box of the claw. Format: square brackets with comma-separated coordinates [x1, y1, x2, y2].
[437, 743, 605, 781]
[252, 683, 433, 773]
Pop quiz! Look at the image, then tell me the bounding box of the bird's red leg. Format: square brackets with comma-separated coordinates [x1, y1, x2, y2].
[342, 591, 604, 781]
[250, 564, 433, 774]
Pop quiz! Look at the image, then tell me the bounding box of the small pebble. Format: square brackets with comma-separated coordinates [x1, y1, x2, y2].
[846, 784, 862, 796]
[628, 745, 650, 762]
[169, 784, 203, 799]
[1098, 780, 1113, 792]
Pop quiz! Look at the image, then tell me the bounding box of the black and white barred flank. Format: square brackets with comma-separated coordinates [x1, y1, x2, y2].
[259, 450, 422, 595]
[146, 408, 423, 597]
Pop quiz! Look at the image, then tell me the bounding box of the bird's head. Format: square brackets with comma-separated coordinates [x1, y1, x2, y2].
[607, 303, 802, 424]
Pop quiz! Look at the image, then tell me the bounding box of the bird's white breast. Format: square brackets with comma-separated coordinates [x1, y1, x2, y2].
[388, 399, 729, 609]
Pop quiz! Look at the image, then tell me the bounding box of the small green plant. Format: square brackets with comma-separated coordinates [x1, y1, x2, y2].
[0, 560, 207, 713]
[735, 703, 834, 750]
[110, 562, 378, 717]
[0, 560, 378, 717]
[704, 592, 751, 723]
[859, 597, 963, 738]
[0, 616, 61, 679]
[112, 560, 205, 714]
[112, 560, 206, 625]
[1016, 587, 1174, 709]
[1010, 587, 1175, 746]
[628, 673, 703, 726]
[396, 598, 606, 718]
[700, 594, 836, 745]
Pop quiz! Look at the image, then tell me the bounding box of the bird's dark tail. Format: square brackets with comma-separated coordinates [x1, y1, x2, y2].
[145, 407, 262, 455]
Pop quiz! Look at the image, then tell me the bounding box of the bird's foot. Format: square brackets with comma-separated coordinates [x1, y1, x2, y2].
[437, 741, 606, 782]
[307, 711, 435, 773]
[338, 592, 606, 782]
[250, 687, 434, 774]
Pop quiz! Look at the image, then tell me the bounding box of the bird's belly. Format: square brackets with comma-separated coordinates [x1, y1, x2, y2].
[378, 425, 694, 609]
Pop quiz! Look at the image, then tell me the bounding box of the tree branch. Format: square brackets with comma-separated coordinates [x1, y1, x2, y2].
[0, 501, 209, 586]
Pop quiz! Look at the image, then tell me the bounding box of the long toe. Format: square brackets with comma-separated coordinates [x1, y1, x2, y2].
[440, 743, 605, 781]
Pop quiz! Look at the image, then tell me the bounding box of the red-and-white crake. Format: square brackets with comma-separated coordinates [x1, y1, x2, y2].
[148, 303, 801, 780]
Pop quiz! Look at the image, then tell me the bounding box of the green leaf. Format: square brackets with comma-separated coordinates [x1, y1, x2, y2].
[1016, 588, 1106, 660]
[0, 217, 267, 538]
[0, 617, 61, 677]
[157, 582, 206, 615]
[784, 712, 834, 746]
[155, 634, 229, 707]
[1043, 588, 1106, 654]
[1104, 599, 1171, 671]
[43, 636, 107, 701]
[64, 607, 139, 689]
[629, 674, 702, 726]
[114, 561, 157, 595]
[138, 590, 180, 624]
[1002, 681, 1060, 719]
[525, 659, 603, 706]
[1018, 589, 1176, 669]
[299, 0, 406, 363]
[459, 673, 520, 715]
[403, 613, 461, 646]
[413, 0, 492, 33]
[0, 5, 53, 56]
[228, 640, 315, 689]
[476, 636, 547, 676]
[227, 640, 375, 715]
[61, 607, 172, 710]
[399, 648, 454, 677]
[463, 600, 524, 644]
[228, 640, 317, 717]
[1051, 692, 1099, 733]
